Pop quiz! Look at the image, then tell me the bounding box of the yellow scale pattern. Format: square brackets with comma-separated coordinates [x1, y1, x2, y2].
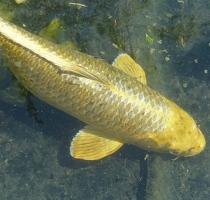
[0, 33, 172, 141]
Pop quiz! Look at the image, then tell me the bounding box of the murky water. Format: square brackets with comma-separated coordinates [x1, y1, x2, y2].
[0, 0, 210, 199]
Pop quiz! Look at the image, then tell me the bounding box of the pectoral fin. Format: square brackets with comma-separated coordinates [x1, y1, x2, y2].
[70, 125, 123, 160]
[61, 64, 110, 85]
[112, 54, 147, 84]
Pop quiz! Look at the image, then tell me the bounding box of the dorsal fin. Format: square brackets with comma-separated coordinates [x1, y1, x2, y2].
[112, 54, 147, 84]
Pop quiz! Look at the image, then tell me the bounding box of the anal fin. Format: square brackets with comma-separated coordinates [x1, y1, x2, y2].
[70, 125, 123, 160]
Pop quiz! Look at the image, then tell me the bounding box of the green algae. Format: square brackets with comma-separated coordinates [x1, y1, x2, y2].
[0, 2, 16, 21]
[0, 83, 25, 106]
[38, 17, 79, 50]
[38, 17, 67, 43]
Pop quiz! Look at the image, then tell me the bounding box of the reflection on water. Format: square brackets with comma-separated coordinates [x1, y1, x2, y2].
[0, 0, 210, 199]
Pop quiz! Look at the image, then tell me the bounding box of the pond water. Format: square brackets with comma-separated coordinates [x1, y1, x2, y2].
[0, 0, 210, 199]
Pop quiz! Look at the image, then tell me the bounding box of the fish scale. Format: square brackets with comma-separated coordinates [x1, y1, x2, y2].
[0, 32, 168, 136]
[0, 17, 205, 160]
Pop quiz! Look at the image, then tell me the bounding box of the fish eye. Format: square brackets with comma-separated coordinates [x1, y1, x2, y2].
[170, 150, 181, 155]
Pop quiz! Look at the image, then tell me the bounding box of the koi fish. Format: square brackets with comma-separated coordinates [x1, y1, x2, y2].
[0, 17, 205, 160]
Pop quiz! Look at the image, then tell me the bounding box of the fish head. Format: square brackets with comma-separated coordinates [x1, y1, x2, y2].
[143, 101, 206, 159]
[168, 104, 206, 159]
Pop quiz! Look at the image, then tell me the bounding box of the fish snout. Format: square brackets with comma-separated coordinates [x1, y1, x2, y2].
[185, 128, 206, 157]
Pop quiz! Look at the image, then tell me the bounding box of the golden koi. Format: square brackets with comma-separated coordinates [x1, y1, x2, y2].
[0, 17, 205, 160]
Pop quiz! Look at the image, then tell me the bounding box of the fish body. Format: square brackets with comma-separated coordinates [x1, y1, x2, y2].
[0, 17, 205, 160]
